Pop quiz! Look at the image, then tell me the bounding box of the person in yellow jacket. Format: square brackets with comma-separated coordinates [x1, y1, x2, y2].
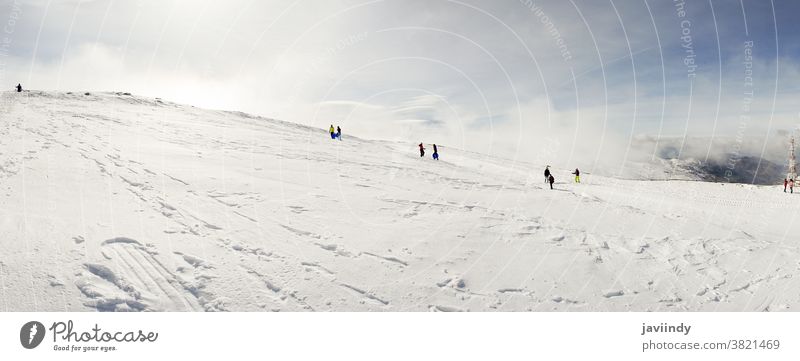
[329, 125, 336, 139]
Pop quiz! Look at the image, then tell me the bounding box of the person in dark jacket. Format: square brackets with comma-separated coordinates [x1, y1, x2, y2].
[419, 143, 425, 157]
[572, 168, 581, 183]
[15, 83, 22, 92]
[544, 166, 551, 183]
[432, 144, 439, 160]
[785, 178, 789, 193]
[548, 174, 555, 189]
[791, 179, 795, 194]
[336, 126, 342, 140]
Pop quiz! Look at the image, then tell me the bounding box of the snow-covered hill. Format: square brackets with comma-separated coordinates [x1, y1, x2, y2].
[1, 91, 799, 311]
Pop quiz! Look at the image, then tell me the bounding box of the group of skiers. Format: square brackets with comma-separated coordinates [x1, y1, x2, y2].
[329, 125, 342, 140]
[320, 126, 584, 185]
[323, 126, 444, 162]
[784, 178, 795, 193]
[543, 166, 581, 190]
[419, 143, 439, 160]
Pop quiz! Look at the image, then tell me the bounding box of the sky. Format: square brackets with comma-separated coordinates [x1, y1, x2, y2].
[2, 0, 800, 171]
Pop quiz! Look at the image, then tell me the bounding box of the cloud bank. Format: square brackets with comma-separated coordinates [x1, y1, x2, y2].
[3, 0, 800, 174]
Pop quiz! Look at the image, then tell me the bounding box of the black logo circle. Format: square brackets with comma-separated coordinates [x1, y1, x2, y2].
[20, 321, 46, 349]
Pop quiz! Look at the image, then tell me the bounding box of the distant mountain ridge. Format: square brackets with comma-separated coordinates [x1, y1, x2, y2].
[671, 156, 785, 185]
[627, 137, 791, 185]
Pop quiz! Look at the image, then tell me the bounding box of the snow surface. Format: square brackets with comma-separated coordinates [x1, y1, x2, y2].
[1, 91, 799, 311]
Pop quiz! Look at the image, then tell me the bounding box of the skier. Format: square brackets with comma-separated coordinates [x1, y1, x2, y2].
[432, 144, 439, 160]
[544, 166, 551, 184]
[336, 126, 342, 141]
[791, 179, 795, 194]
[15, 83, 22, 92]
[329, 125, 336, 139]
[785, 178, 789, 193]
[548, 174, 555, 190]
[572, 168, 581, 183]
[419, 143, 425, 157]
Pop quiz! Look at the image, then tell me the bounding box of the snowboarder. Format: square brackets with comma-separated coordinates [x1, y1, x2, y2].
[544, 166, 551, 184]
[548, 174, 555, 190]
[572, 168, 581, 183]
[329, 125, 336, 139]
[336, 126, 342, 141]
[432, 144, 439, 160]
[785, 178, 789, 193]
[419, 143, 425, 157]
[791, 179, 795, 194]
[15, 83, 22, 92]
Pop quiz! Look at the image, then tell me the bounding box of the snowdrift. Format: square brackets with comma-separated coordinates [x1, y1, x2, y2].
[1, 91, 798, 311]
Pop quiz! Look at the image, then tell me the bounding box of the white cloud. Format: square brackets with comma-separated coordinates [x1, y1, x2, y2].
[4, 0, 799, 171]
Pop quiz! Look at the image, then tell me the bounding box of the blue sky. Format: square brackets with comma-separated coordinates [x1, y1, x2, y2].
[2, 0, 799, 166]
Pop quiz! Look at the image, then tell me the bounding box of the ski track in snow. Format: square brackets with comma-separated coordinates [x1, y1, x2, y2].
[77, 237, 203, 311]
[1, 91, 800, 311]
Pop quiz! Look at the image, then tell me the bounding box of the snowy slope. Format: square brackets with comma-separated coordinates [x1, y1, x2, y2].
[1, 91, 799, 312]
